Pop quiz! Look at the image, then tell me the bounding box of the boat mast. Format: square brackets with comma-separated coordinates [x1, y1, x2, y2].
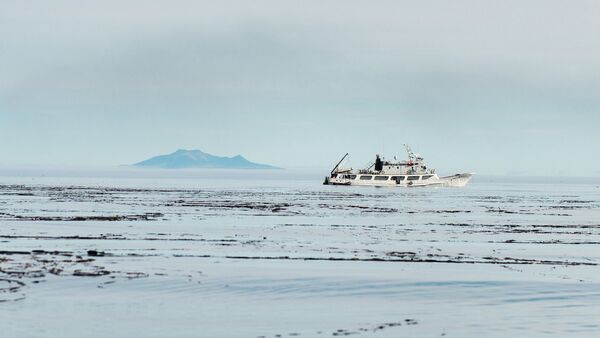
[330, 153, 349, 175]
[404, 144, 414, 163]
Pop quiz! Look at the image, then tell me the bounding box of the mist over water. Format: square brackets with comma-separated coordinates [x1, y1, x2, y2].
[3, 1, 599, 336]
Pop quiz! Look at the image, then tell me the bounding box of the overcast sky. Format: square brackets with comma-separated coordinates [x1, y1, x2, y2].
[1, 0, 599, 175]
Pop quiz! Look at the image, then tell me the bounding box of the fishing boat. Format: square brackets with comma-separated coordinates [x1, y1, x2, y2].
[323, 145, 472, 187]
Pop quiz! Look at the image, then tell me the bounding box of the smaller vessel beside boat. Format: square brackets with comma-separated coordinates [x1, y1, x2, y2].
[323, 145, 472, 187]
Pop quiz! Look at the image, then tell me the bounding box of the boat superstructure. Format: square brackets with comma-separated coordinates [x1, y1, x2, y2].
[323, 145, 472, 187]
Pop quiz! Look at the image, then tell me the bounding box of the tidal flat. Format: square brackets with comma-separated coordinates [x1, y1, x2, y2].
[1, 173, 600, 337]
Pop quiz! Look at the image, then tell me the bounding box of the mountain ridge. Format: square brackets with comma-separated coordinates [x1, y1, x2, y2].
[133, 149, 279, 169]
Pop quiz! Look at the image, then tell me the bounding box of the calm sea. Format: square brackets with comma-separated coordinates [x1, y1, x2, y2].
[2, 169, 600, 337]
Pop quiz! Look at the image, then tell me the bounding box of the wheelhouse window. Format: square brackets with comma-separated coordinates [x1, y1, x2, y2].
[407, 176, 420, 181]
[422, 175, 433, 180]
[359, 175, 373, 180]
[344, 174, 357, 179]
[374, 176, 389, 181]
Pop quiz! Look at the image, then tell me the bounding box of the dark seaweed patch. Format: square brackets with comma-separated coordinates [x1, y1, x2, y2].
[262, 319, 418, 337]
[4, 213, 164, 222]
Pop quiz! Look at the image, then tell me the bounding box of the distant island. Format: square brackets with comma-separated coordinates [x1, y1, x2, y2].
[133, 149, 280, 169]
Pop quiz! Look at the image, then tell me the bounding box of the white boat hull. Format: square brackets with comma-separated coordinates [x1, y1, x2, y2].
[438, 173, 472, 187]
[324, 173, 472, 187]
[324, 149, 473, 188]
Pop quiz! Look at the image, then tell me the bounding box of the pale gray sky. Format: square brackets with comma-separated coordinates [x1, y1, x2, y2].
[1, 0, 599, 175]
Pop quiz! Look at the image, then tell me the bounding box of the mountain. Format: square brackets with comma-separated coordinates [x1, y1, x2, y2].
[133, 149, 279, 169]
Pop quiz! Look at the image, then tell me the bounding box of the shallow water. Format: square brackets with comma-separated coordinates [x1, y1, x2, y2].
[1, 173, 600, 337]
